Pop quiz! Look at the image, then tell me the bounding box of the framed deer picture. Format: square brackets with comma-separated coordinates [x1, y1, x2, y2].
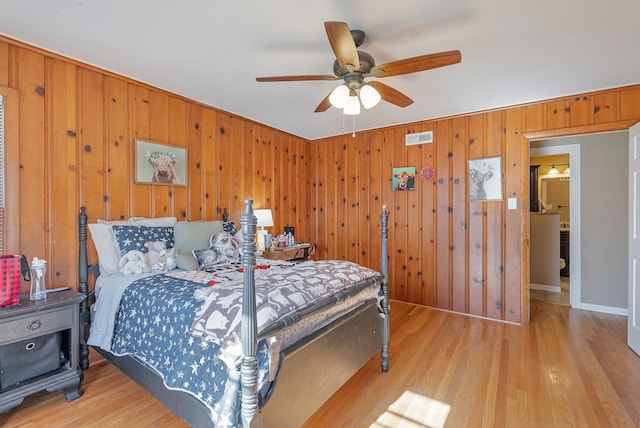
[468, 156, 502, 201]
[135, 139, 187, 186]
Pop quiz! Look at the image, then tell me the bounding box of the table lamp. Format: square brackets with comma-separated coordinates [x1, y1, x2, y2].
[254, 209, 274, 251]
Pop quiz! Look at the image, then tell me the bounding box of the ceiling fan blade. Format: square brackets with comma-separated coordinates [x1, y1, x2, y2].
[256, 75, 338, 82]
[324, 21, 359, 72]
[314, 94, 332, 112]
[370, 50, 461, 78]
[370, 82, 414, 107]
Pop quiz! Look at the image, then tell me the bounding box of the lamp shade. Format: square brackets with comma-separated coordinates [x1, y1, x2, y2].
[359, 84, 381, 109]
[254, 209, 274, 228]
[329, 84, 349, 109]
[343, 94, 361, 115]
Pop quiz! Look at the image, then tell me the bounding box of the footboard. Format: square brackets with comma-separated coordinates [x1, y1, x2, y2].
[238, 199, 390, 426]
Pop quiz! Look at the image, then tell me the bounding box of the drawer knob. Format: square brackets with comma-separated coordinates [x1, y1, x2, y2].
[26, 318, 42, 331]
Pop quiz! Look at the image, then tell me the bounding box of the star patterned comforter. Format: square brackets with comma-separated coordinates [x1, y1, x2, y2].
[104, 259, 382, 427]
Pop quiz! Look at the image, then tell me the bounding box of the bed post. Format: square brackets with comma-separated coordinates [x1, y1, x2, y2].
[240, 199, 258, 427]
[380, 205, 390, 372]
[78, 207, 90, 371]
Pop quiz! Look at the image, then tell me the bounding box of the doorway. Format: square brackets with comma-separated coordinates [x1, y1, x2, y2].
[529, 143, 581, 308]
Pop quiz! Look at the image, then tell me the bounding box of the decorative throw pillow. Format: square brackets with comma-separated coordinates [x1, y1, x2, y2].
[193, 232, 240, 271]
[111, 225, 174, 256]
[173, 220, 224, 271]
[223, 220, 237, 236]
[88, 216, 176, 276]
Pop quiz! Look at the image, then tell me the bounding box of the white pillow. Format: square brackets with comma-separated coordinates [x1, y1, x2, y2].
[88, 216, 176, 276]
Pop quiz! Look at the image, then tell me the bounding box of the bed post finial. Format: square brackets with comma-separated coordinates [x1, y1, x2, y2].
[240, 198, 259, 427]
[380, 204, 390, 372]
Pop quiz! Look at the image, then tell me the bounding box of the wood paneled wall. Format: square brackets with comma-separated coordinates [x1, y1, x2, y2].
[309, 85, 640, 324]
[3, 35, 640, 325]
[0, 37, 308, 293]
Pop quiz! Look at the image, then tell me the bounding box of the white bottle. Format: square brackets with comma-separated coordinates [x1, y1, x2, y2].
[30, 257, 47, 301]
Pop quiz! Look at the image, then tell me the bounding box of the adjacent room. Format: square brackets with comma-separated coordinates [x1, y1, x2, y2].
[1, 1, 640, 426]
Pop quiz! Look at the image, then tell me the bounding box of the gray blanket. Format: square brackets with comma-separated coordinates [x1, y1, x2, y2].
[187, 259, 379, 367]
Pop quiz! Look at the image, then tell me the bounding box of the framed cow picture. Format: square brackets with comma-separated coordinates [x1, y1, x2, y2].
[468, 156, 502, 201]
[135, 139, 187, 186]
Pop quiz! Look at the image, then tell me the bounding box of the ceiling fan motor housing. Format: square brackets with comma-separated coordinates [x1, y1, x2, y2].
[333, 51, 375, 77]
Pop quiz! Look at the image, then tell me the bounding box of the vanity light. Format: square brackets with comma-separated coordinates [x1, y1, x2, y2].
[548, 164, 559, 174]
[563, 166, 570, 174]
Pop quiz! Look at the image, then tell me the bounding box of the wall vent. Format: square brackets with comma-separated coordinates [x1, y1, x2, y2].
[405, 130, 433, 146]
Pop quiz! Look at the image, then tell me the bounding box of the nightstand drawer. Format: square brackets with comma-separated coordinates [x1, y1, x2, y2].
[0, 333, 62, 389]
[0, 307, 73, 343]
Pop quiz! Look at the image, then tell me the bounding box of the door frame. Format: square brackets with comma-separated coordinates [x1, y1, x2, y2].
[521, 121, 637, 322]
[530, 143, 581, 308]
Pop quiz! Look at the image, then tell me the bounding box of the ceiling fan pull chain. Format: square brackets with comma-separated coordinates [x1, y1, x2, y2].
[352, 115, 356, 138]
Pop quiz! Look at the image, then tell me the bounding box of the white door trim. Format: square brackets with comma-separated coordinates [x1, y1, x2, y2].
[628, 122, 640, 355]
[530, 144, 581, 309]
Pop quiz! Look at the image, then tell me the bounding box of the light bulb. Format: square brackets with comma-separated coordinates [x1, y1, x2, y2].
[329, 84, 349, 108]
[359, 84, 381, 109]
[343, 94, 361, 115]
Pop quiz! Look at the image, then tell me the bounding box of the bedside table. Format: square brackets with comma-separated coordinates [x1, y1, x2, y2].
[0, 290, 85, 413]
[262, 243, 315, 261]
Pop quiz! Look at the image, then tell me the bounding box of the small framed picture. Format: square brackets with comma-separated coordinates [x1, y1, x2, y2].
[135, 139, 187, 186]
[392, 167, 416, 191]
[468, 156, 502, 201]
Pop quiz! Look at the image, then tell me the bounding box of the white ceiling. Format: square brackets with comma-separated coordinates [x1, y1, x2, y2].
[0, 0, 638, 140]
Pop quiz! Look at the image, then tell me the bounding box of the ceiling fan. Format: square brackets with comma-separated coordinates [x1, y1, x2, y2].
[256, 21, 461, 114]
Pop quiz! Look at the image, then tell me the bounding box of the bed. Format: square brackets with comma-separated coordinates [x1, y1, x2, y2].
[77, 198, 390, 427]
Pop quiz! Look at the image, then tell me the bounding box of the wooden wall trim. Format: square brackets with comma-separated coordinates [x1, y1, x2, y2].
[523, 120, 639, 140]
[0, 85, 19, 253]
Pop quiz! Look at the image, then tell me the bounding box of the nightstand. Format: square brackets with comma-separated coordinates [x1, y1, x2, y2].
[0, 290, 84, 413]
[262, 243, 315, 261]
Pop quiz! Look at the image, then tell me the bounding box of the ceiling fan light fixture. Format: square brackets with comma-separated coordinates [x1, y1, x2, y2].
[343, 92, 361, 115]
[359, 84, 381, 109]
[329, 84, 349, 108]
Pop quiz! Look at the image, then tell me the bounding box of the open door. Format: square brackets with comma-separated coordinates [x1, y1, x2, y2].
[628, 122, 640, 355]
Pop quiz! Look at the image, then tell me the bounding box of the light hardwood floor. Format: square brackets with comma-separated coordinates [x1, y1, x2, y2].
[2, 299, 639, 427]
[530, 277, 570, 306]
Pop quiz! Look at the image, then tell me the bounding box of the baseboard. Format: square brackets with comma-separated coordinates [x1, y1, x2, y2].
[578, 303, 628, 316]
[530, 283, 561, 293]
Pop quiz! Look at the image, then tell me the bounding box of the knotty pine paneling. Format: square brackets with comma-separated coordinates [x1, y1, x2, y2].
[310, 84, 640, 325]
[593, 91, 619, 124]
[0, 42, 9, 87]
[568, 94, 592, 127]
[451, 117, 468, 313]
[17, 49, 46, 271]
[620, 87, 640, 121]
[104, 77, 131, 221]
[1, 38, 307, 292]
[1, 85, 19, 256]
[467, 114, 486, 317]
[47, 57, 78, 286]
[3, 35, 640, 324]
[504, 108, 524, 323]
[367, 133, 383, 273]
[200, 108, 218, 219]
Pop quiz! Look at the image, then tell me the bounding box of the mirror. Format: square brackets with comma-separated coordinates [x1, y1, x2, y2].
[539, 175, 570, 226]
